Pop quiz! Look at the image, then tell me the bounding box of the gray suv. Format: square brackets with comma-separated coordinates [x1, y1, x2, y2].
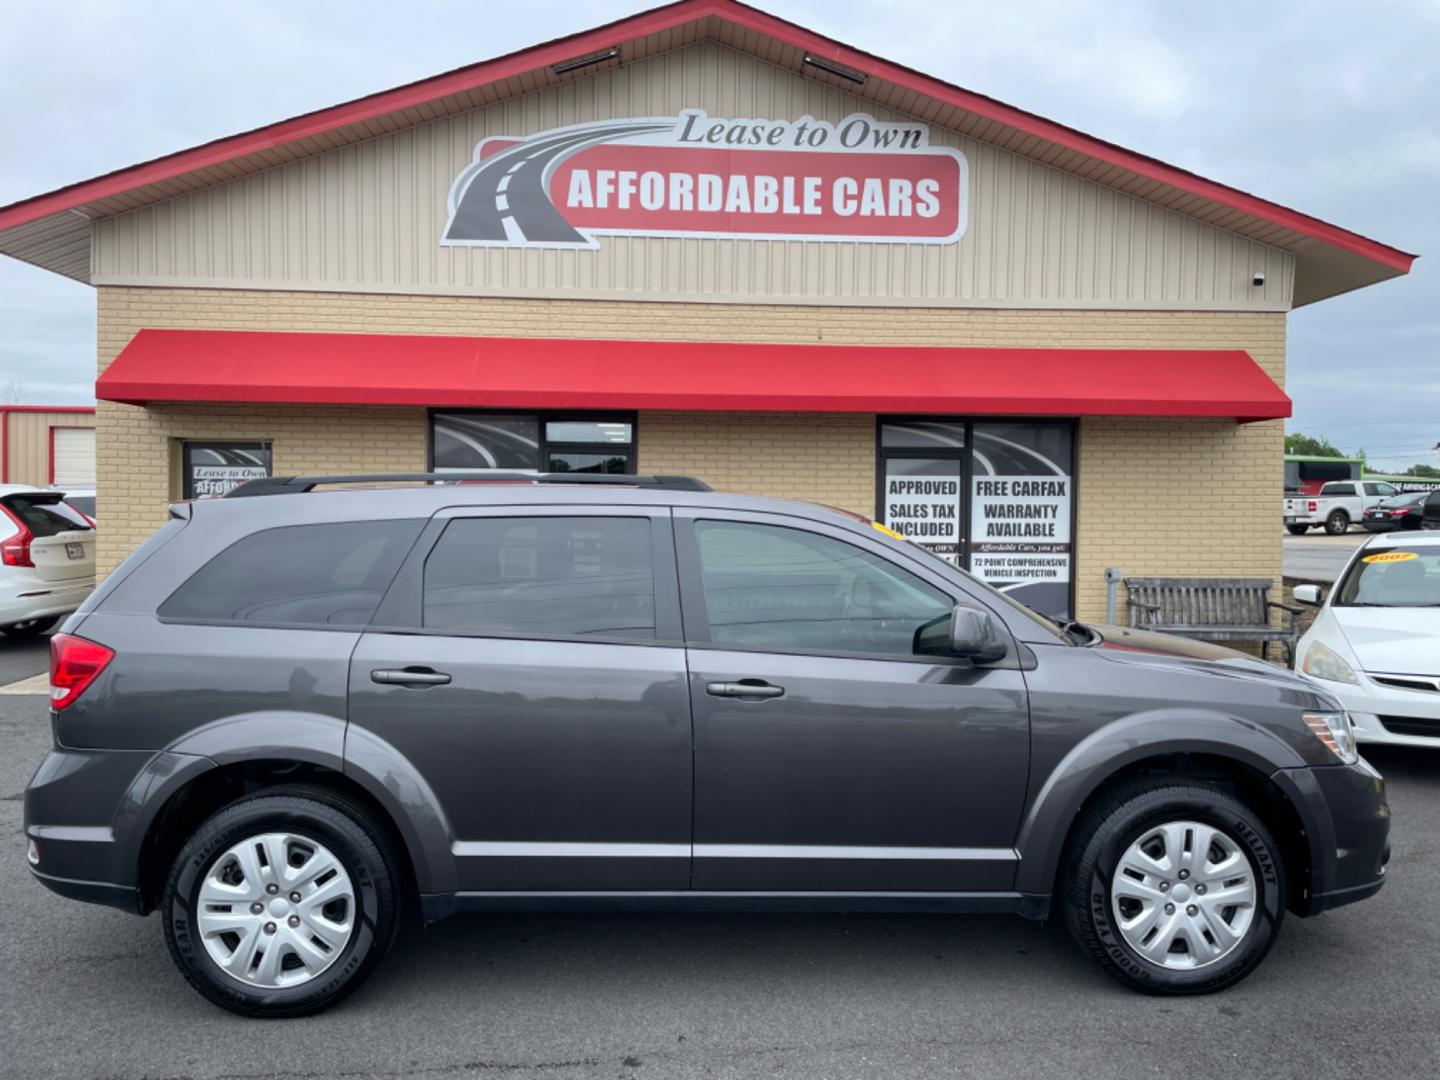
[25, 473, 1390, 1017]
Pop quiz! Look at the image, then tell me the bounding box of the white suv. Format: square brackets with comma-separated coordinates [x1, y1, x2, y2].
[0, 484, 97, 638]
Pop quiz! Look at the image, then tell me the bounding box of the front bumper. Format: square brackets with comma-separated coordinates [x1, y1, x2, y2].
[1309, 675, 1440, 747]
[1276, 757, 1390, 916]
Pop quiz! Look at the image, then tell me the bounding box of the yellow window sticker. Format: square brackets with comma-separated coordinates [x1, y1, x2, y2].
[871, 521, 907, 541]
[1362, 550, 1419, 564]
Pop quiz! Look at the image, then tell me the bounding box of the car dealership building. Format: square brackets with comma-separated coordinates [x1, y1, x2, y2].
[0, 0, 1414, 620]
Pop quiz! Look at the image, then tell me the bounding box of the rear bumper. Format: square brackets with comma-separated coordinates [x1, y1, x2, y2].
[0, 578, 93, 625]
[24, 744, 213, 914]
[27, 866, 143, 914]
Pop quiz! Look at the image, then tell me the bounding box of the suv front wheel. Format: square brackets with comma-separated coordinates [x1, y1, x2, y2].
[161, 786, 402, 1018]
[1063, 781, 1286, 994]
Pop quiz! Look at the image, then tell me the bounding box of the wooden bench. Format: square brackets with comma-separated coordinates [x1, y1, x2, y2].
[1123, 577, 1303, 663]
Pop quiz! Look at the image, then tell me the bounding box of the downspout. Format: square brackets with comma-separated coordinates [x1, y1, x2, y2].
[1, 407, 7, 483]
[1104, 567, 1123, 625]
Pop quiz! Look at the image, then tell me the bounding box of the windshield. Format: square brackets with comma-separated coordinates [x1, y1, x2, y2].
[1335, 547, 1440, 608]
[1, 494, 93, 535]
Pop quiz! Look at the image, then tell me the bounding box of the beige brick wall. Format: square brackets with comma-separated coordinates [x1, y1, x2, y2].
[97, 286, 1285, 622]
[95, 403, 427, 570]
[638, 412, 874, 513]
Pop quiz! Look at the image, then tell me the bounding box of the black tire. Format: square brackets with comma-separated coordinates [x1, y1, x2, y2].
[1285, 524, 1309, 536]
[1063, 781, 1286, 995]
[1324, 510, 1349, 535]
[0, 615, 59, 637]
[162, 786, 402, 1018]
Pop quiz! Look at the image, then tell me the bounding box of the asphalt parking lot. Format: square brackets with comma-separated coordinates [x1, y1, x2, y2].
[0, 631, 49, 687]
[1282, 528, 1369, 584]
[3, 692, 1438, 1080]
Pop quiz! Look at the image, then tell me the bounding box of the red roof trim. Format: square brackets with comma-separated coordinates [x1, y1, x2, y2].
[0, 0, 1413, 274]
[0, 0, 708, 232]
[722, 0, 1415, 273]
[96, 329, 1292, 423]
[0, 404, 96, 414]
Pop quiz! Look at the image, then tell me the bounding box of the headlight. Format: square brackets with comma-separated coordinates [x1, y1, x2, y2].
[1304, 711, 1359, 765]
[1301, 640, 1359, 684]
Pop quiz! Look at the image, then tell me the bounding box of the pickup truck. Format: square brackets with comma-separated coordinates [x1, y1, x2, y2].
[1284, 479, 1401, 535]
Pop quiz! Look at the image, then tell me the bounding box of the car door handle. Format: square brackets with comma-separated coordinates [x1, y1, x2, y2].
[706, 680, 784, 700]
[371, 667, 452, 687]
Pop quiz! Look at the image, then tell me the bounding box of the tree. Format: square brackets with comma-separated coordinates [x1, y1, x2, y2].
[0, 379, 28, 405]
[1284, 432, 1342, 457]
[1404, 464, 1440, 478]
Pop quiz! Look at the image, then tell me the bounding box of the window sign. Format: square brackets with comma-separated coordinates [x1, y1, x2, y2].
[882, 458, 962, 562]
[879, 421, 966, 565]
[878, 418, 1075, 618]
[182, 441, 272, 499]
[969, 422, 1073, 618]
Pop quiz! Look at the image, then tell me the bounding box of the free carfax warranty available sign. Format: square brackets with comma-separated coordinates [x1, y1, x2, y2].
[441, 110, 968, 248]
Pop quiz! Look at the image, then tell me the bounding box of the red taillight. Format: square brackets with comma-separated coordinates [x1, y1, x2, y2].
[0, 504, 34, 567]
[1308, 501, 1318, 512]
[1393, 508, 1411, 516]
[49, 633, 114, 711]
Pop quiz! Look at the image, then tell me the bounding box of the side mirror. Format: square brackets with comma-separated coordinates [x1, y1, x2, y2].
[1293, 584, 1324, 606]
[949, 605, 1008, 663]
[914, 605, 1008, 663]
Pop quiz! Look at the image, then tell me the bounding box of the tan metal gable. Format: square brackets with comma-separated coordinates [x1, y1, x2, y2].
[88, 41, 1294, 311]
[0, 0, 1411, 305]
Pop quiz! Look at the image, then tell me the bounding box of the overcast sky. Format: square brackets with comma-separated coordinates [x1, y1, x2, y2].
[1, 0, 1435, 471]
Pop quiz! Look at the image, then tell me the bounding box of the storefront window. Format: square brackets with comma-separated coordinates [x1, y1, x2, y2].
[430, 412, 635, 474]
[182, 441, 272, 499]
[878, 418, 1074, 618]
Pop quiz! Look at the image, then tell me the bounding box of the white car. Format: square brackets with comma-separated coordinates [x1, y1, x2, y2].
[1293, 531, 1440, 747]
[0, 484, 97, 638]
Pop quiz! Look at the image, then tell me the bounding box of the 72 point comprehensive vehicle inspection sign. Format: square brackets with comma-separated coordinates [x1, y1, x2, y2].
[442, 111, 968, 248]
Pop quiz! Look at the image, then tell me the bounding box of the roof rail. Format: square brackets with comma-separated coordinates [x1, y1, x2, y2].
[222, 472, 712, 498]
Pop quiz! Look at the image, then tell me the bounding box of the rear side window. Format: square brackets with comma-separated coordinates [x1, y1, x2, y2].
[2, 495, 93, 535]
[423, 516, 655, 639]
[159, 520, 421, 627]
[1326, 483, 1356, 496]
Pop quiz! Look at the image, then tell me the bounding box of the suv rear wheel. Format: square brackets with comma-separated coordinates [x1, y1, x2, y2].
[1063, 781, 1285, 994]
[161, 786, 401, 1018]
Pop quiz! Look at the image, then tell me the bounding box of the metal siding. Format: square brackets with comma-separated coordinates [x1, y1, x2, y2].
[4, 412, 94, 487]
[90, 41, 1293, 309]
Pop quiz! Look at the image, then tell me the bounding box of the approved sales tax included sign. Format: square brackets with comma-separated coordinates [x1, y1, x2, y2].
[442, 111, 968, 249]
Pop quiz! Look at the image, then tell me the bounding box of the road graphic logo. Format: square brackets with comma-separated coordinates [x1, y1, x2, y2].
[441, 110, 968, 248]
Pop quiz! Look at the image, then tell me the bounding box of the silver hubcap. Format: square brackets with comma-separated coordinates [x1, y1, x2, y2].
[1111, 820, 1257, 970]
[197, 832, 356, 988]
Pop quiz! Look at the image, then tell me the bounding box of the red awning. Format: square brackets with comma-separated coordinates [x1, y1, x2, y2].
[97, 329, 1290, 422]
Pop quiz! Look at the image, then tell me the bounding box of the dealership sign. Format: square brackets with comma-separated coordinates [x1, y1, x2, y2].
[442, 111, 967, 248]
